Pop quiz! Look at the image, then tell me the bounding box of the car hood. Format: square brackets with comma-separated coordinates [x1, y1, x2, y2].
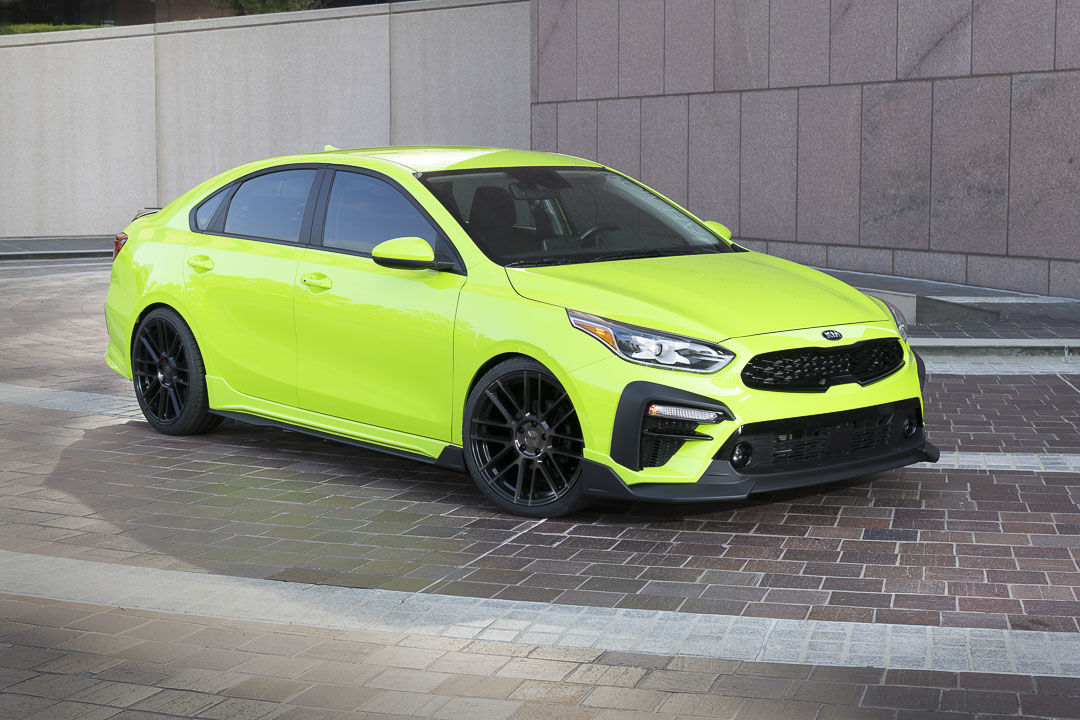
[505, 252, 886, 341]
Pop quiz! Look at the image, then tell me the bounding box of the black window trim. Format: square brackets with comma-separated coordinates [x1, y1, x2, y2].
[307, 165, 466, 276]
[187, 163, 327, 247]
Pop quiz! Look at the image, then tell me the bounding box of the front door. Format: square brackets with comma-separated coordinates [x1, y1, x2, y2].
[294, 169, 465, 441]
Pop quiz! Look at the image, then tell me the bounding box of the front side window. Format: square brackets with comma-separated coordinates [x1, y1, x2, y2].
[420, 167, 734, 267]
[322, 171, 440, 255]
[223, 169, 317, 242]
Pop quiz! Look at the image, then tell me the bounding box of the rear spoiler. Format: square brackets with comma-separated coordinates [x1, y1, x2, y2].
[132, 207, 161, 221]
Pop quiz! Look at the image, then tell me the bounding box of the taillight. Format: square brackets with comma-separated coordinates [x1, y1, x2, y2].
[113, 232, 128, 259]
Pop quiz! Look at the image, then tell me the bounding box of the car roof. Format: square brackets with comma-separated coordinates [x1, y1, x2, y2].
[318, 146, 602, 173]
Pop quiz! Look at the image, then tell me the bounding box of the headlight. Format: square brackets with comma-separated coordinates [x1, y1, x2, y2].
[568, 310, 734, 373]
[881, 300, 909, 342]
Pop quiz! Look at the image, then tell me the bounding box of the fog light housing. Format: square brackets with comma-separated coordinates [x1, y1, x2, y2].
[647, 404, 723, 424]
[731, 441, 753, 468]
[902, 414, 918, 437]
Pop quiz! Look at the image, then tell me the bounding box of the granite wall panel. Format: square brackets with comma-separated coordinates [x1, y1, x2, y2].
[531, 102, 557, 153]
[897, 0, 971, 79]
[829, 0, 897, 84]
[740, 90, 797, 242]
[1008, 71, 1080, 261]
[556, 100, 597, 160]
[968, 255, 1050, 294]
[860, 82, 932, 249]
[930, 76, 1010, 255]
[769, 0, 830, 88]
[1058, 0, 1080, 70]
[714, 0, 769, 91]
[688, 93, 740, 232]
[619, 0, 664, 97]
[576, 0, 618, 99]
[597, 98, 641, 177]
[893, 249, 968, 285]
[537, 0, 576, 102]
[971, 0, 1055, 75]
[640, 95, 689, 206]
[665, 0, 714, 94]
[797, 85, 861, 247]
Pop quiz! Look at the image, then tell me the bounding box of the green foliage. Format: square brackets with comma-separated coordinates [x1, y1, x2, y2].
[212, 0, 324, 15]
[0, 23, 103, 34]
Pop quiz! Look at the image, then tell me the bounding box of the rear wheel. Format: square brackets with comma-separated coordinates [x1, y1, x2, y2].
[131, 307, 221, 435]
[463, 358, 588, 517]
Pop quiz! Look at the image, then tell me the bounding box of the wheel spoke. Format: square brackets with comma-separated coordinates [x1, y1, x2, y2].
[471, 418, 515, 429]
[484, 389, 516, 423]
[549, 432, 583, 444]
[138, 335, 160, 363]
[513, 460, 525, 501]
[156, 384, 168, 417]
[492, 379, 524, 418]
[536, 462, 560, 496]
[478, 444, 514, 473]
[548, 405, 578, 432]
[167, 388, 183, 418]
[472, 432, 512, 444]
[539, 390, 568, 421]
[521, 372, 531, 415]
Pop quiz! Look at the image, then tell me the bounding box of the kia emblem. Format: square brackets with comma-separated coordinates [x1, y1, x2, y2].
[822, 330, 843, 341]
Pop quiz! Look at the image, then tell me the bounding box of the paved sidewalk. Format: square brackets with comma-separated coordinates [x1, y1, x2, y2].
[3, 592, 1079, 720]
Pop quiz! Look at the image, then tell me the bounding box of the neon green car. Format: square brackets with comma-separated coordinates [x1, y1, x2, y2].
[106, 146, 938, 517]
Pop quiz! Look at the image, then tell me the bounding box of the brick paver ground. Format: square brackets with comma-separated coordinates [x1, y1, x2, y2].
[2, 593, 1079, 720]
[1, 266, 1078, 634]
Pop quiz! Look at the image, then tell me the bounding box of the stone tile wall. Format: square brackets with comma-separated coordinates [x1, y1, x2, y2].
[532, 0, 1080, 298]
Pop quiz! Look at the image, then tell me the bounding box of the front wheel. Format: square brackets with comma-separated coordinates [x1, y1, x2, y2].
[131, 307, 221, 436]
[463, 358, 589, 517]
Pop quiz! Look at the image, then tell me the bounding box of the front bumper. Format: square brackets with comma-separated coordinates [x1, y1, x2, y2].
[581, 430, 939, 503]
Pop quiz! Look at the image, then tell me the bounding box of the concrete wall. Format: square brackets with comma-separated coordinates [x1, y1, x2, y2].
[0, 0, 530, 238]
[531, 0, 1080, 299]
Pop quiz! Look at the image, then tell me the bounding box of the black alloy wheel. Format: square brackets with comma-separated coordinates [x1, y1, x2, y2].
[464, 358, 588, 517]
[131, 307, 221, 435]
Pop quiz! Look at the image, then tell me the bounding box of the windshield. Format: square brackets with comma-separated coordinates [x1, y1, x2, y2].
[419, 167, 734, 267]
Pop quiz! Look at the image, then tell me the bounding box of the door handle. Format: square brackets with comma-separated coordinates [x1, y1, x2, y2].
[186, 255, 214, 272]
[300, 272, 332, 290]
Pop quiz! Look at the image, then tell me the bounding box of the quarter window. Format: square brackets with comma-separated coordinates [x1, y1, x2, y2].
[322, 171, 439, 254]
[223, 169, 317, 242]
[194, 188, 227, 231]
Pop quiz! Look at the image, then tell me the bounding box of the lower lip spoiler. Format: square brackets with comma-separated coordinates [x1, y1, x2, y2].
[580, 434, 941, 504]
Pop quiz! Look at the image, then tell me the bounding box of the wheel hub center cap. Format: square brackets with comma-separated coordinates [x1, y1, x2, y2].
[514, 417, 551, 458]
[157, 358, 176, 388]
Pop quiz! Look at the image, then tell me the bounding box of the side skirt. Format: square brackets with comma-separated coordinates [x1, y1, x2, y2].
[210, 410, 466, 472]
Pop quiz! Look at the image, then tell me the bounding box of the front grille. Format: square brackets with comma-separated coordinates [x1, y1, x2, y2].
[717, 399, 922, 474]
[741, 338, 904, 392]
[640, 417, 697, 468]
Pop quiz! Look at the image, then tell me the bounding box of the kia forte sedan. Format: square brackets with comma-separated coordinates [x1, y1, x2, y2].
[105, 146, 939, 516]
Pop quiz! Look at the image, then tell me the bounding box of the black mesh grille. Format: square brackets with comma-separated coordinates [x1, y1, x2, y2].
[640, 417, 697, 468]
[719, 399, 922, 474]
[741, 338, 904, 392]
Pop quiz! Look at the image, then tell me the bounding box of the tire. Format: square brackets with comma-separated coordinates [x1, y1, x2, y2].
[131, 307, 222, 436]
[463, 357, 589, 517]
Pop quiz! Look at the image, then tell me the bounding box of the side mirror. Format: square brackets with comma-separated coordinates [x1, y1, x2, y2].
[703, 220, 733, 242]
[371, 236, 451, 271]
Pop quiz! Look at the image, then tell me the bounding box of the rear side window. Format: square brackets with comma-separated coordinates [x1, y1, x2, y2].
[224, 169, 317, 242]
[322, 171, 439, 254]
[194, 188, 227, 231]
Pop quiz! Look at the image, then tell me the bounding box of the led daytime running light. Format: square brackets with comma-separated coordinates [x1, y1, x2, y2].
[648, 404, 723, 423]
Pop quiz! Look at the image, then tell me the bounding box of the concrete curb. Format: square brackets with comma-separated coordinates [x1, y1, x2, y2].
[910, 337, 1079, 362]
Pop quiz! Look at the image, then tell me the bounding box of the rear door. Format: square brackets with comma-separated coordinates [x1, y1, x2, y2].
[183, 166, 321, 407]
[294, 167, 465, 441]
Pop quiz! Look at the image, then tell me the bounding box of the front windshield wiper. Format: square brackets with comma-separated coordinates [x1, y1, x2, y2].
[585, 248, 670, 263]
[504, 256, 582, 268]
